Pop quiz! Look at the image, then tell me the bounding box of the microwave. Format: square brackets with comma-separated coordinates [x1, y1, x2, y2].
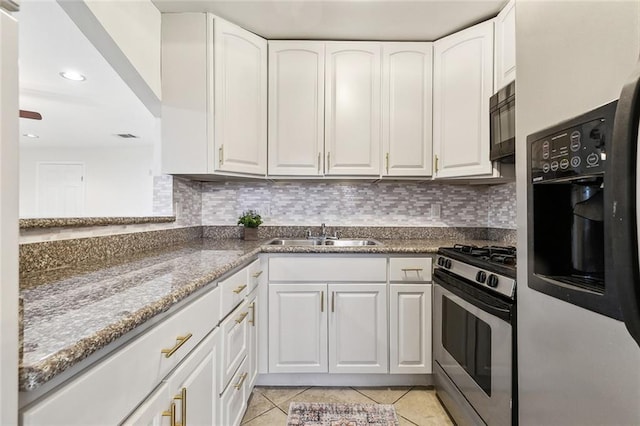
[490, 80, 515, 161]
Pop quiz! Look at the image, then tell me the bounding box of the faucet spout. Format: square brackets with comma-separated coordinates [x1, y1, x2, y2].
[320, 223, 326, 238]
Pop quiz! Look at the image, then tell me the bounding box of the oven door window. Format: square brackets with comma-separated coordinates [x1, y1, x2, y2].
[442, 295, 492, 396]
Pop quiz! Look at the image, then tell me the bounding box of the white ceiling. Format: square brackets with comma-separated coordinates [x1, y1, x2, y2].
[152, 0, 507, 41]
[17, 0, 156, 148]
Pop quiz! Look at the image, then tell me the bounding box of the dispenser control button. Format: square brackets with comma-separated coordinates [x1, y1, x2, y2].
[542, 163, 550, 173]
[571, 156, 581, 168]
[550, 161, 559, 171]
[476, 271, 487, 284]
[542, 141, 550, 159]
[570, 131, 581, 151]
[487, 274, 499, 288]
[560, 158, 569, 169]
[586, 153, 599, 166]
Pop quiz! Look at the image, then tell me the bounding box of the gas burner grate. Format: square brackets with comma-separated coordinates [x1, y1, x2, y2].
[452, 244, 517, 266]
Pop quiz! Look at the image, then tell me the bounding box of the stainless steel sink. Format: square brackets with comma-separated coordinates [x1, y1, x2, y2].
[267, 238, 381, 246]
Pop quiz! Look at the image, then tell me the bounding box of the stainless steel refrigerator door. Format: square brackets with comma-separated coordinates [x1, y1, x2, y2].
[434, 284, 512, 426]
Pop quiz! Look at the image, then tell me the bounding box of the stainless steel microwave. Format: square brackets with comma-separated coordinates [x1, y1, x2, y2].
[490, 81, 516, 161]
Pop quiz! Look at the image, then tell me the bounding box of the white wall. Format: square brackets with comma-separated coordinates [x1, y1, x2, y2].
[20, 145, 155, 217]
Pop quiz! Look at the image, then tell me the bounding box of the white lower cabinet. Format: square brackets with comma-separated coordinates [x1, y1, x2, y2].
[389, 284, 432, 374]
[219, 357, 249, 426]
[247, 290, 259, 389]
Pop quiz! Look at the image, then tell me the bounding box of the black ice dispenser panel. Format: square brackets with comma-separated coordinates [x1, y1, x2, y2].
[527, 100, 623, 320]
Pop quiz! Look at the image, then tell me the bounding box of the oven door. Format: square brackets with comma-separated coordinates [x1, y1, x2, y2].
[434, 270, 513, 426]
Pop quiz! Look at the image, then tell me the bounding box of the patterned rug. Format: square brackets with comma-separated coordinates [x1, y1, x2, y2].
[286, 402, 399, 426]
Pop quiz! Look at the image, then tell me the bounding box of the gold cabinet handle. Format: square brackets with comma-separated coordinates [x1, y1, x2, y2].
[321, 291, 324, 313]
[162, 402, 177, 426]
[318, 152, 321, 173]
[401, 268, 424, 272]
[327, 152, 331, 170]
[252, 270, 263, 278]
[233, 284, 247, 294]
[174, 387, 187, 426]
[235, 311, 249, 324]
[161, 333, 193, 358]
[249, 302, 256, 326]
[435, 154, 439, 173]
[385, 152, 390, 174]
[219, 145, 224, 166]
[331, 291, 335, 313]
[234, 372, 248, 390]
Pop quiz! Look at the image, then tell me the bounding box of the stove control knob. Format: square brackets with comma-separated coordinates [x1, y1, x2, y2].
[476, 271, 487, 283]
[445, 259, 452, 269]
[437, 257, 445, 267]
[487, 274, 499, 288]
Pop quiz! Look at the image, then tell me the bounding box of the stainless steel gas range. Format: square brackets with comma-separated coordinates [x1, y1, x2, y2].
[433, 244, 517, 426]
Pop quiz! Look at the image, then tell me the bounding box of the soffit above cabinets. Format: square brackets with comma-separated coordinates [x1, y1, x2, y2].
[151, 0, 508, 41]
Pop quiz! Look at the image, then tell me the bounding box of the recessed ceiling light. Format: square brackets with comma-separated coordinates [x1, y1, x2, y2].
[23, 133, 39, 138]
[59, 71, 86, 81]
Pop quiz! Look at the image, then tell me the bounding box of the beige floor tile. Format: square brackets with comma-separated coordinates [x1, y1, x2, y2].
[241, 391, 277, 424]
[255, 386, 309, 406]
[393, 388, 453, 426]
[277, 386, 377, 412]
[355, 386, 412, 404]
[241, 406, 288, 426]
[398, 415, 419, 425]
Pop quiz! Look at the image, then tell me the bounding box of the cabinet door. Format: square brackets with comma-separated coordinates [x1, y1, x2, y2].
[247, 291, 259, 390]
[213, 18, 267, 176]
[433, 21, 494, 178]
[389, 284, 432, 374]
[382, 43, 433, 177]
[268, 41, 325, 176]
[328, 284, 388, 374]
[121, 383, 171, 426]
[268, 284, 328, 373]
[494, 0, 516, 89]
[219, 301, 250, 394]
[325, 42, 381, 175]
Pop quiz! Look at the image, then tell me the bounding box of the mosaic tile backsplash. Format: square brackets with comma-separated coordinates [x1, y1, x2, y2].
[201, 181, 517, 229]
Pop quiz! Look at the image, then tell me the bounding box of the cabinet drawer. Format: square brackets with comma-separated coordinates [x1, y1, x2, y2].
[219, 357, 249, 426]
[220, 266, 249, 318]
[247, 259, 264, 293]
[269, 257, 386, 282]
[219, 300, 249, 394]
[389, 257, 433, 282]
[21, 286, 220, 426]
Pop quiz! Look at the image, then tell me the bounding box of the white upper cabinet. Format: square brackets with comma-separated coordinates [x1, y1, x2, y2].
[214, 19, 267, 175]
[433, 20, 494, 178]
[325, 42, 381, 176]
[494, 0, 516, 90]
[268, 41, 325, 176]
[381, 43, 433, 177]
[161, 14, 267, 177]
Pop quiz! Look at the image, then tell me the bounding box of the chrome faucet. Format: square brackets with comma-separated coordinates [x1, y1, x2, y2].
[305, 223, 339, 240]
[320, 223, 326, 238]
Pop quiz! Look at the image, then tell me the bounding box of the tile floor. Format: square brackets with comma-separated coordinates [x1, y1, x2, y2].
[240, 386, 454, 426]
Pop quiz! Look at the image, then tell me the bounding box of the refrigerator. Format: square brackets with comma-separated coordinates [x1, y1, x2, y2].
[0, 0, 19, 424]
[517, 1, 640, 425]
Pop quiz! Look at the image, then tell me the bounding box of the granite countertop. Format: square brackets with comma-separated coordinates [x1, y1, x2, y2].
[19, 237, 497, 392]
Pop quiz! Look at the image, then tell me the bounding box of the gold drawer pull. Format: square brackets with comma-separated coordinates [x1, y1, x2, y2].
[236, 311, 249, 324]
[174, 387, 187, 426]
[321, 291, 324, 313]
[252, 270, 263, 278]
[234, 372, 248, 390]
[249, 302, 256, 326]
[401, 268, 423, 272]
[161, 333, 193, 358]
[233, 284, 247, 294]
[162, 402, 177, 426]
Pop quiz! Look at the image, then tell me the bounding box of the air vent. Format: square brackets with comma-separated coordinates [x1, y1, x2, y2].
[116, 133, 139, 139]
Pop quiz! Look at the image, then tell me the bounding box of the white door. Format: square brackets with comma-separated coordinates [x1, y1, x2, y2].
[433, 20, 494, 178]
[247, 291, 258, 390]
[382, 43, 433, 177]
[328, 284, 388, 374]
[214, 18, 267, 176]
[325, 42, 381, 176]
[268, 41, 325, 176]
[120, 383, 171, 426]
[37, 162, 84, 217]
[268, 284, 328, 373]
[389, 284, 432, 374]
[494, 0, 516, 90]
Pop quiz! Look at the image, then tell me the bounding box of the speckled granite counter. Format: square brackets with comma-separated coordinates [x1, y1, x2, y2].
[19, 237, 499, 392]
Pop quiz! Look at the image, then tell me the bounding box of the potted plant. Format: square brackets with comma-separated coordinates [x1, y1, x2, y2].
[237, 210, 262, 241]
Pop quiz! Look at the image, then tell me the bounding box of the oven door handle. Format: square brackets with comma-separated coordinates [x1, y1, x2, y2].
[435, 270, 513, 322]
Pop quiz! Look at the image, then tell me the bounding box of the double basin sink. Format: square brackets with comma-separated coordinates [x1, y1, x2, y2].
[267, 238, 381, 247]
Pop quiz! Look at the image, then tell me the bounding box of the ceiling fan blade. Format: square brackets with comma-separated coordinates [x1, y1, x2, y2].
[19, 110, 42, 120]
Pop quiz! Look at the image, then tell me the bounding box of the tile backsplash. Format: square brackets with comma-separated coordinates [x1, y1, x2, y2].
[201, 180, 517, 229]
